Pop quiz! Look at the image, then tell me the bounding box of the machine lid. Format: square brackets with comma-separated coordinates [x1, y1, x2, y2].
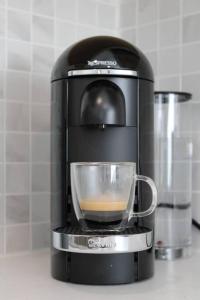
[51, 36, 154, 82]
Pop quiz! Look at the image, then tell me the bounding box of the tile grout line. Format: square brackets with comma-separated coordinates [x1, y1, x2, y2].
[29, 0, 33, 251]
[4, 34, 200, 59]
[53, 0, 56, 56]
[7, 5, 192, 27]
[6, 221, 50, 228]
[156, 0, 160, 89]
[179, 0, 183, 91]
[5, 191, 51, 197]
[3, 0, 8, 256]
[75, 0, 79, 42]
[135, 0, 139, 45]
[115, 0, 120, 34]
[0, 130, 51, 134]
[51, 0, 57, 250]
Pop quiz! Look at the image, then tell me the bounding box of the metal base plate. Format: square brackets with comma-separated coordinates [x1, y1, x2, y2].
[52, 227, 153, 254]
[155, 246, 192, 260]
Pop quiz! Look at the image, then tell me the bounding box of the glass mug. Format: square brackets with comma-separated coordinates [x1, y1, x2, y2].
[70, 162, 157, 232]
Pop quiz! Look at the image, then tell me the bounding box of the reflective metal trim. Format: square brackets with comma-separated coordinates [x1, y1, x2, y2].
[155, 246, 192, 260]
[68, 69, 138, 77]
[52, 229, 153, 254]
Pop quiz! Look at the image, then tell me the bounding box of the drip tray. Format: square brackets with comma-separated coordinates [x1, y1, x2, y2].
[52, 226, 153, 254]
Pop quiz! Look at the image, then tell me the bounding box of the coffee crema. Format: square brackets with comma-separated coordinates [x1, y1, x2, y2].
[79, 196, 128, 212]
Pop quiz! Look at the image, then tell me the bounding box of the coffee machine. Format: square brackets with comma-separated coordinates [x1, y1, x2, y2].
[51, 36, 155, 284]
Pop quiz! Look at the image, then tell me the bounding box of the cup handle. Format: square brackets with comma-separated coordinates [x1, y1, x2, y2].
[130, 175, 157, 218]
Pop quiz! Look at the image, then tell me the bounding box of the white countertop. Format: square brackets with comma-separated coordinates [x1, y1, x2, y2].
[0, 228, 200, 300]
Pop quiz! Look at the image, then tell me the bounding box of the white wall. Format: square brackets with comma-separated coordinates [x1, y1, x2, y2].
[117, 0, 200, 224]
[0, 0, 118, 255]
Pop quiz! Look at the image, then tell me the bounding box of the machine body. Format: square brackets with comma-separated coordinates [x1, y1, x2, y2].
[51, 36, 155, 284]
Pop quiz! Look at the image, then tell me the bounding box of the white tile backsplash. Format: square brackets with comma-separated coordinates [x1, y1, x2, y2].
[0, 0, 5, 7]
[32, 194, 50, 223]
[6, 225, 30, 253]
[0, 133, 3, 162]
[159, 76, 180, 91]
[159, 0, 180, 20]
[32, 164, 50, 192]
[32, 16, 54, 45]
[192, 133, 200, 160]
[6, 195, 29, 225]
[7, 40, 31, 71]
[55, 20, 77, 48]
[55, 0, 77, 22]
[0, 38, 5, 69]
[6, 102, 29, 131]
[191, 103, 200, 132]
[6, 164, 29, 194]
[32, 223, 50, 249]
[179, 102, 193, 132]
[6, 71, 30, 102]
[0, 71, 5, 99]
[8, 10, 31, 42]
[1, 0, 200, 256]
[6, 133, 29, 162]
[32, 133, 50, 162]
[0, 10, 5, 37]
[183, 0, 200, 15]
[31, 74, 50, 103]
[76, 24, 99, 40]
[1, 0, 118, 256]
[192, 163, 200, 191]
[0, 227, 4, 255]
[33, 0, 54, 17]
[138, 0, 157, 25]
[0, 196, 4, 225]
[0, 164, 3, 193]
[32, 45, 54, 73]
[119, 28, 136, 44]
[97, 2, 116, 29]
[118, 0, 200, 225]
[182, 73, 200, 101]
[183, 13, 200, 44]
[158, 47, 180, 76]
[78, 0, 97, 26]
[138, 23, 157, 51]
[0, 101, 4, 130]
[159, 18, 180, 48]
[7, 0, 31, 11]
[182, 43, 200, 73]
[119, 0, 136, 28]
[31, 104, 50, 132]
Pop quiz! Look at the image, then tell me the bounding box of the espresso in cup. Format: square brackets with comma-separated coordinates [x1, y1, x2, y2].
[79, 195, 128, 223]
[71, 162, 157, 232]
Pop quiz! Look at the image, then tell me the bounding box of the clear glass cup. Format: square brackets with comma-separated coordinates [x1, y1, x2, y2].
[70, 162, 157, 232]
[154, 92, 193, 259]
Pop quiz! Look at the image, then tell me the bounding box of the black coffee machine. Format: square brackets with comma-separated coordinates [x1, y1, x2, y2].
[51, 36, 155, 284]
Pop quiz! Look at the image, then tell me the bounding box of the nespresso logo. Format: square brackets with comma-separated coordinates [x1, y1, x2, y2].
[88, 237, 116, 249]
[87, 60, 117, 67]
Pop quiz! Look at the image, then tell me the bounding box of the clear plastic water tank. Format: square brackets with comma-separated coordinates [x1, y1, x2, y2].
[154, 91, 193, 260]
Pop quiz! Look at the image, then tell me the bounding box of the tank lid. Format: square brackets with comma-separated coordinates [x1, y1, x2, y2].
[51, 36, 153, 82]
[154, 91, 192, 103]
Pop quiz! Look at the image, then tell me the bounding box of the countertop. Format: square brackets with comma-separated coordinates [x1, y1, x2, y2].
[0, 228, 200, 300]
